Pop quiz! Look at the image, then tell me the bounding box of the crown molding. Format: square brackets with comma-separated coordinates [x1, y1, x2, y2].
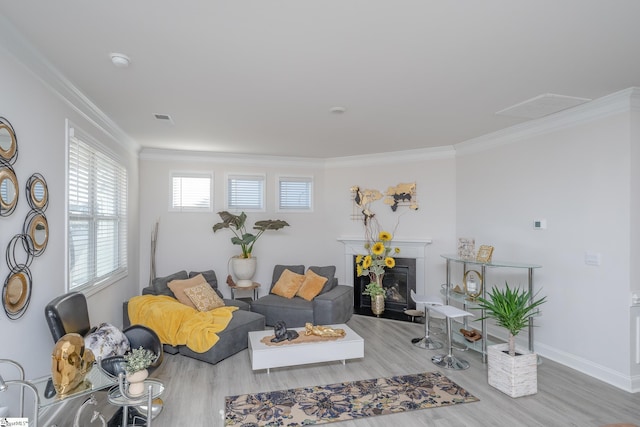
[139, 147, 326, 168]
[140, 144, 456, 168]
[455, 87, 640, 156]
[324, 145, 456, 169]
[0, 15, 138, 153]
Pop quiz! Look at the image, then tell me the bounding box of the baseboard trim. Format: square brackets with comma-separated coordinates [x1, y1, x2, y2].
[536, 342, 637, 393]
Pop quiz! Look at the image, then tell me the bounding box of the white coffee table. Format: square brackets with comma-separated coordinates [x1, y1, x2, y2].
[248, 324, 364, 373]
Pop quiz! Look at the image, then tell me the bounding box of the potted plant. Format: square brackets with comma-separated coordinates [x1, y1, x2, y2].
[124, 346, 157, 396]
[475, 283, 547, 397]
[213, 211, 290, 286]
[356, 231, 399, 316]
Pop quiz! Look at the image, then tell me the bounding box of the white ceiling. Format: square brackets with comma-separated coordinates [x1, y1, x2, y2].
[1, 1, 640, 158]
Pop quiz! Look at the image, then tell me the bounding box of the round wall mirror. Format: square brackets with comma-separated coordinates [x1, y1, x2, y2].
[27, 213, 49, 255]
[0, 166, 19, 216]
[26, 173, 49, 211]
[2, 270, 32, 320]
[22, 212, 49, 257]
[0, 122, 17, 162]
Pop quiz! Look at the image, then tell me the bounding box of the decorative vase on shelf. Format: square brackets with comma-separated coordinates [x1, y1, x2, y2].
[231, 256, 257, 287]
[126, 368, 149, 397]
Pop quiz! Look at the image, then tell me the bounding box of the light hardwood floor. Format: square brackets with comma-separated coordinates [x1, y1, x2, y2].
[49, 314, 639, 426]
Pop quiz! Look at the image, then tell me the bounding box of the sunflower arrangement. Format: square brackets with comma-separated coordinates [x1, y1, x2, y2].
[356, 231, 400, 299]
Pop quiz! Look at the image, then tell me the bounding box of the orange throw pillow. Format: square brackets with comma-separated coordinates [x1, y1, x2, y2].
[296, 269, 328, 301]
[271, 269, 305, 299]
[168, 274, 208, 308]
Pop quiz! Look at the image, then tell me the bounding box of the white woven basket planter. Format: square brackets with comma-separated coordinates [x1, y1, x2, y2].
[487, 343, 537, 398]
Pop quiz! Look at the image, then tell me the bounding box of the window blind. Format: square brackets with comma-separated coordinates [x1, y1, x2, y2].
[68, 127, 127, 290]
[171, 173, 212, 211]
[279, 176, 312, 210]
[227, 175, 264, 210]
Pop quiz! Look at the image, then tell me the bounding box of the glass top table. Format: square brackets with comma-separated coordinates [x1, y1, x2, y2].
[440, 254, 542, 269]
[31, 363, 116, 408]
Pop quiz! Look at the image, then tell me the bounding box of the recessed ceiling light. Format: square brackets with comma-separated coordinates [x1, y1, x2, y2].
[330, 106, 347, 114]
[110, 53, 131, 68]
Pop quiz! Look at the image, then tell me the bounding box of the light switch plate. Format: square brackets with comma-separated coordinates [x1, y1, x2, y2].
[584, 251, 601, 266]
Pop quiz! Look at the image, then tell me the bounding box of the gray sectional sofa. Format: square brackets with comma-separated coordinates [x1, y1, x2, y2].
[123, 270, 265, 365]
[249, 265, 354, 327]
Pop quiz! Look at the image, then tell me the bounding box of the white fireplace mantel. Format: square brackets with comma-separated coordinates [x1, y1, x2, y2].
[337, 236, 432, 287]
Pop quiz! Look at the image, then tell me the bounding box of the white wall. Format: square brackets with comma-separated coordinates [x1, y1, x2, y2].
[138, 153, 331, 292]
[0, 22, 140, 405]
[138, 150, 457, 297]
[323, 152, 457, 294]
[455, 88, 639, 391]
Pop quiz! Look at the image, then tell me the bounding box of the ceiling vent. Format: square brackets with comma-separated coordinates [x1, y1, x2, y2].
[496, 93, 591, 119]
[154, 113, 174, 124]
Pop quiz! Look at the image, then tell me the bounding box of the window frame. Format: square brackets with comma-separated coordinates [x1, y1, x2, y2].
[225, 173, 266, 212]
[169, 170, 213, 213]
[66, 121, 128, 294]
[277, 175, 314, 212]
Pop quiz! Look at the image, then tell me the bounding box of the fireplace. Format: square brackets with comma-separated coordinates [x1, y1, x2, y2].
[353, 256, 417, 321]
[338, 236, 431, 321]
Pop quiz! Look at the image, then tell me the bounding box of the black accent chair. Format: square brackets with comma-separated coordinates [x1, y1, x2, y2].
[44, 291, 163, 372]
[44, 291, 94, 342]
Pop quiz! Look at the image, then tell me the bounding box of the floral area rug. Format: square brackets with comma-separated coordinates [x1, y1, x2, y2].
[224, 371, 479, 426]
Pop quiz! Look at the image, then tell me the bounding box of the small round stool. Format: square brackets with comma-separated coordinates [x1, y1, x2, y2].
[410, 290, 443, 350]
[429, 304, 473, 370]
[404, 309, 424, 323]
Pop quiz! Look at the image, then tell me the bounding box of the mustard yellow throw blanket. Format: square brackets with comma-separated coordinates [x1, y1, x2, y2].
[128, 295, 238, 353]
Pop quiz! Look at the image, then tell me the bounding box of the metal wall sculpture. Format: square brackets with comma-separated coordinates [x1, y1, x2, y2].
[0, 115, 50, 319]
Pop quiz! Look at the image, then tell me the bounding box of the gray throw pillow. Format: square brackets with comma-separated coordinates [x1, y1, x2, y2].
[152, 270, 188, 296]
[308, 266, 337, 294]
[270, 265, 305, 291]
[189, 270, 223, 299]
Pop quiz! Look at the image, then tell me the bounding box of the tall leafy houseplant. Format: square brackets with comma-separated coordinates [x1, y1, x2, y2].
[212, 211, 290, 258]
[475, 283, 546, 356]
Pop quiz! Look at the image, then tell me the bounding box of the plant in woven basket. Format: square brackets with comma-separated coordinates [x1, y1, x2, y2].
[124, 346, 157, 374]
[475, 283, 546, 356]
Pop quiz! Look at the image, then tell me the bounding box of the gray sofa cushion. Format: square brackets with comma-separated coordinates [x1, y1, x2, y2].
[152, 270, 188, 296]
[177, 309, 265, 365]
[251, 285, 353, 327]
[250, 294, 315, 327]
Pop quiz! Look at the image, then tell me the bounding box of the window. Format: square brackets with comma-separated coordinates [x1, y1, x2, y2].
[170, 172, 212, 212]
[226, 174, 265, 211]
[278, 176, 313, 211]
[67, 124, 128, 291]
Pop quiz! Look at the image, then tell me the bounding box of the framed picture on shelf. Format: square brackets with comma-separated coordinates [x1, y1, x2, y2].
[476, 245, 494, 263]
[457, 237, 475, 260]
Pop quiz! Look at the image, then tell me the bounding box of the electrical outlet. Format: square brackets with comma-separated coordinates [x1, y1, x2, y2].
[632, 291, 640, 306]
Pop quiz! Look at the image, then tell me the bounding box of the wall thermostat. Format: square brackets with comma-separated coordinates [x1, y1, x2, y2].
[533, 219, 547, 230]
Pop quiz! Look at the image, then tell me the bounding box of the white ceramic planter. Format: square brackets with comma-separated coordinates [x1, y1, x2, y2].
[231, 256, 257, 287]
[487, 343, 537, 398]
[126, 368, 149, 397]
